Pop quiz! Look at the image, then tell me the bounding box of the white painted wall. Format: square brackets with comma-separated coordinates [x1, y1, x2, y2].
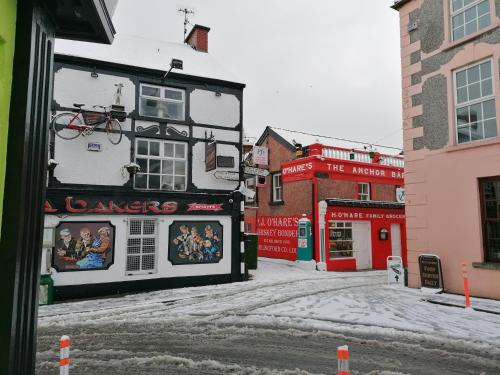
[190, 89, 240, 128]
[45, 214, 233, 286]
[192, 126, 240, 143]
[54, 68, 135, 113]
[192, 142, 239, 190]
[53, 130, 131, 186]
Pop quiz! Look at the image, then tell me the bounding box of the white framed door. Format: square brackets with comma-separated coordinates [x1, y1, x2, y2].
[391, 223, 402, 257]
[353, 222, 371, 269]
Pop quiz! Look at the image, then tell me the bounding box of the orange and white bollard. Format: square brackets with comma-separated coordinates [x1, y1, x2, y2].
[59, 335, 70, 375]
[337, 345, 349, 375]
[461, 262, 471, 309]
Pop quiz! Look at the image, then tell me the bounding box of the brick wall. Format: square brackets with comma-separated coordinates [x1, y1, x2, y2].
[371, 183, 397, 201]
[317, 179, 357, 201]
[258, 179, 312, 216]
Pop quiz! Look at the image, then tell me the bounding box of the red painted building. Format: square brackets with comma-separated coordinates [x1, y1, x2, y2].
[247, 127, 406, 271]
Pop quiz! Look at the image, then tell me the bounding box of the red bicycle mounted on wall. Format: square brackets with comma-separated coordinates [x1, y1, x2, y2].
[51, 104, 123, 145]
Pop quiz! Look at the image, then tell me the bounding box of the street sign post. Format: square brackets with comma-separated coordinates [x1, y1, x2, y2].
[244, 166, 269, 177]
[214, 171, 240, 181]
[387, 256, 404, 286]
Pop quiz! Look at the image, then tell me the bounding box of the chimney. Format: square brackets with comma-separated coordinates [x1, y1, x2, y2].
[185, 25, 211, 53]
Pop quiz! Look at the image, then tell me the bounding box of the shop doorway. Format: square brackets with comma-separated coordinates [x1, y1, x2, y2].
[353, 222, 371, 269]
[391, 223, 402, 257]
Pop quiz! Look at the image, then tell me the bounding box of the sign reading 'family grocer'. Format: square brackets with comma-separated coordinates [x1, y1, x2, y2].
[257, 215, 311, 261]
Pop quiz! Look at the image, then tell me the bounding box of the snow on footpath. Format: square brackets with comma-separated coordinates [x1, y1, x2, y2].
[39, 257, 500, 350]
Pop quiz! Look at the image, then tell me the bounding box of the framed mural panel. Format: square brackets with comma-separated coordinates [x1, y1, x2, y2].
[168, 221, 223, 265]
[52, 221, 115, 272]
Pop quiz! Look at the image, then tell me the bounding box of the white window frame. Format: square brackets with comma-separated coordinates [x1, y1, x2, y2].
[358, 182, 370, 201]
[328, 221, 354, 260]
[272, 173, 283, 202]
[245, 177, 256, 204]
[139, 83, 185, 121]
[453, 59, 497, 144]
[134, 138, 188, 191]
[126, 218, 158, 275]
[450, 0, 491, 41]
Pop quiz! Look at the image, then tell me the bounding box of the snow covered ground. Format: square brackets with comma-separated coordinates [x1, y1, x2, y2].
[36, 258, 500, 374]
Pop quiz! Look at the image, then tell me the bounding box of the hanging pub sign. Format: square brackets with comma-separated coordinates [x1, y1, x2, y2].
[205, 140, 217, 172]
[253, 145, 268, 165]
[44, 194, 232, 215]
[418, 254, 444, 292]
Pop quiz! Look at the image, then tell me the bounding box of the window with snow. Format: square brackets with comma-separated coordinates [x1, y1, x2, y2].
[134, 138, 187, 191]
[139, 84, 185, 121]
[126, 219, 158, 275]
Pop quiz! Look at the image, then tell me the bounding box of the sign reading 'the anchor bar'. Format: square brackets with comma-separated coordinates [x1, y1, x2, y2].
[418, 254, 444, 292]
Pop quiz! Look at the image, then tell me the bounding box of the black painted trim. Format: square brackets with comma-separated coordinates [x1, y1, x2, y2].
[54, 273, 234, 300]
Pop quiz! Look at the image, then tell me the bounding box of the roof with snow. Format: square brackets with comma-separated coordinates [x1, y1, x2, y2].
[256, 126, 403, 157]
[54, 34, 244, 86]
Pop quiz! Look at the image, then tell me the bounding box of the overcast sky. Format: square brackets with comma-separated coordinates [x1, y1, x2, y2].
[109, 0, 402, 149]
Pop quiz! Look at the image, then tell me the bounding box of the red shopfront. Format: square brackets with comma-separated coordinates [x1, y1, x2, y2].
[255, 142, 406, 270]
[319, 200, 406, 271]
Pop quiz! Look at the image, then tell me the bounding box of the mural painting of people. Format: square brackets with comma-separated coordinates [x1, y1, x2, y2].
[169, 221, 223, 264]
[52, 222, 115, 271]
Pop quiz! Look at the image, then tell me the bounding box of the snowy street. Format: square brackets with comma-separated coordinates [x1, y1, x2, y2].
[36, 259, 500, 375]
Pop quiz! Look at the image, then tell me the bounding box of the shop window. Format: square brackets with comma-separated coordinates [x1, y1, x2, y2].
[126, 219, 158, 275]
[135, 138, 187, 191]
[480, 178, 500, 262]
[272, 173, 283, 202]
[454, 59, 497, 144]
[139, 83, 185, 121]
[328, 222, 353, 259]
[358, 182, 370, 201]
[451, 0, 490, 41]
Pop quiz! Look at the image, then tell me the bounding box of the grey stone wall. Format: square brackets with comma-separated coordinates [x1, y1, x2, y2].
[421, 47, 464, 76]
[411, 72, 422, 85]
[409, 8, 421, 44]
[410, 50, 421, 65]
[420, 0, 444, 53]
[413, 137, 425, 150]
[496, 0, 500, 18]
[422, 74, 449, 150]
[412, 93, 422, 107]
[413, 115, 424, 128]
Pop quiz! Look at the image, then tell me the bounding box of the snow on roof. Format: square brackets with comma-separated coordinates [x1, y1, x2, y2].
[268, 127, 402, 157]
[54, 34, 244, 85]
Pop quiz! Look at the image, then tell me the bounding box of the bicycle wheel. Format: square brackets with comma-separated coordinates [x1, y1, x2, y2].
[51, 112, 82, 140]
[106, 118, 122, 145]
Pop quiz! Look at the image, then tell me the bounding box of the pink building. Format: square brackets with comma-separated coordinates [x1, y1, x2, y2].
[393, 0, 500, 298]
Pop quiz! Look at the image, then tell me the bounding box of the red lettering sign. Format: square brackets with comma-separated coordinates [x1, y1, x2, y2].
[187, 203, 224, 212]
[257, 215, 312, 261]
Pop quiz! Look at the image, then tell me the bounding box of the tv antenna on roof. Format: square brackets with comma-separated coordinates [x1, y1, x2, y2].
[178, 7, 195, 42]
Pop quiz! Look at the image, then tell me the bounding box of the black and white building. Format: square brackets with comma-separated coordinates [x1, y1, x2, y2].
[44, 26, 247, 300]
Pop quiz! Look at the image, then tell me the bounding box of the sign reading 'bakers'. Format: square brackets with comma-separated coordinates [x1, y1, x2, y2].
[418, 254, 444, 292]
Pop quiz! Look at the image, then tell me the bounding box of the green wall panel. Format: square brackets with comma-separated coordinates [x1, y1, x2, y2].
[0, 0, 17, 236]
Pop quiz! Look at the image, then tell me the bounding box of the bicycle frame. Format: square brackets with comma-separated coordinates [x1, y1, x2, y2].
[67, 109, 110, 131]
